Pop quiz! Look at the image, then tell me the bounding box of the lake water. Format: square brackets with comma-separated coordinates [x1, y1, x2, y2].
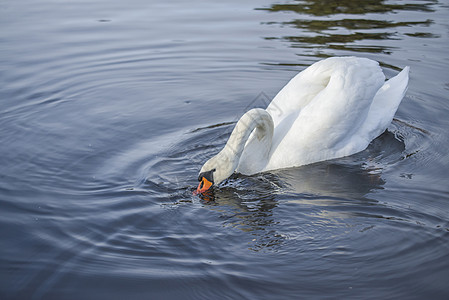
[1, 0, 449, 299]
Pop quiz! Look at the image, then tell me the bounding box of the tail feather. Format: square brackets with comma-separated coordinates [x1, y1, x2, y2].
[375, 66, 410, 113]
[361, 66, 410, 140]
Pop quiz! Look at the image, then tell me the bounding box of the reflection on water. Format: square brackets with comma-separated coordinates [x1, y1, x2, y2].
[260, 0, 438, 54]
[196, 173, 281, 251]
[262, 0, 436, 15]
[184, 129, 404, 251]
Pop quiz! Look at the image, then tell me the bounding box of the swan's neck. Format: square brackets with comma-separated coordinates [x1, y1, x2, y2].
[220, 108, 274, 174]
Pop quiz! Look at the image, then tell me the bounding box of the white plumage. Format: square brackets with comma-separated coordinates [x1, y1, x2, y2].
[198, 57, 409, 187]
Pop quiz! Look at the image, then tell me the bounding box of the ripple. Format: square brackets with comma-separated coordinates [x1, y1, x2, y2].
[1, 0, 449, 298]
[129, 117, 429, 254]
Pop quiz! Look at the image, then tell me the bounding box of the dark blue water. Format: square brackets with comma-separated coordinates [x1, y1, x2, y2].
[1, 0, 449, 299]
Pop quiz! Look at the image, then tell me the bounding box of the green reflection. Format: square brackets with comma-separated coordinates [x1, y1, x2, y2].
[259, 0, 438, 56]
[286, 19, 433, 32]
[260, 0, 436, 16]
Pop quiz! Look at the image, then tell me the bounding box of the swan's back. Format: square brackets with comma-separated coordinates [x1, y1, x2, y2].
[267, 57, 383, 127]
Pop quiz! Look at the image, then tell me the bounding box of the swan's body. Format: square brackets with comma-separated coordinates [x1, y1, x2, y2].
[197, 57, 409, 191]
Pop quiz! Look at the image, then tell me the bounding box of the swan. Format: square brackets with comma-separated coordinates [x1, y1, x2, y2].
[196, 57, 409, 193]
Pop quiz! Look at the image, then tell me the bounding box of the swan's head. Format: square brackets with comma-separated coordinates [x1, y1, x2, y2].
[196, 151, 237, 194]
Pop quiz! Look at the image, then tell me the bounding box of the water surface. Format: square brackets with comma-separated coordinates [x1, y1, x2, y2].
[1, 0, 449, 299]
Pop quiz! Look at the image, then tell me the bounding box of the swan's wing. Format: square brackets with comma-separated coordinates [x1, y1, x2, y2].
[266, 57, 386, 169]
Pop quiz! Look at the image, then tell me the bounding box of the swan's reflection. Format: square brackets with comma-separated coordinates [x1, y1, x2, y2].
[156, 122, 404, 251]
[198, 131, 404, 251]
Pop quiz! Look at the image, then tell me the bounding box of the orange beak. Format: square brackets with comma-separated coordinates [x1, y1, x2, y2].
[195, 177, 213, 194]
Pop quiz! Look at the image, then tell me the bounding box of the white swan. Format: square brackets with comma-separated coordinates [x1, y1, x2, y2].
[196, 57, 409, 193]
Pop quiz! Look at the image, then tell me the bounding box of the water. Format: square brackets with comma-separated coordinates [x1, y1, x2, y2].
[1, 0, 448, 299]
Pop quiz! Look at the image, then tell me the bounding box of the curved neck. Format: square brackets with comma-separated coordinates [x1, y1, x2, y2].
[221, 108, 274, 172]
